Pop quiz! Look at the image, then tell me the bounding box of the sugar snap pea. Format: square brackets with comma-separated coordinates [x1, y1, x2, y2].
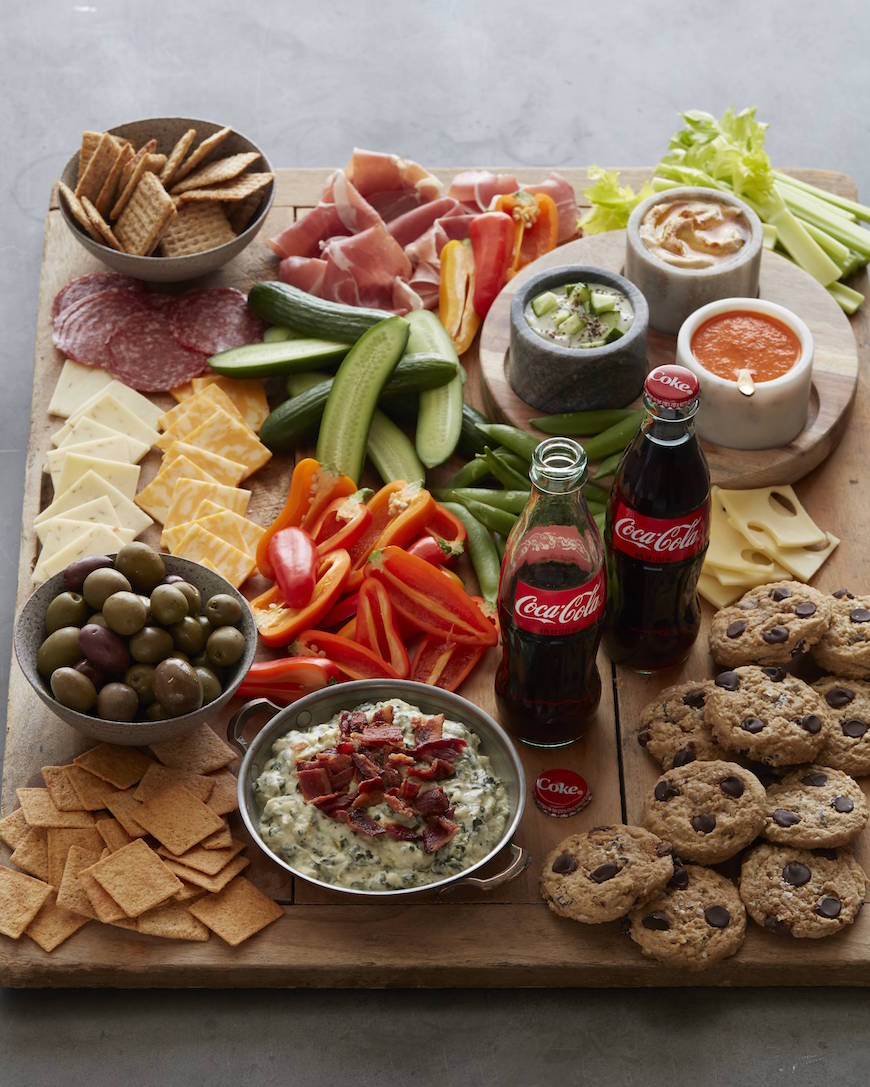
[583, 481, 611, 505]
[440, 502, 501, 604]
[580, 414, 643, 463]
[449, 489, 528, 514]
[493, 533, 507, 560]
[475, 423, 539, 463]
[445, 458, 492, 488]
[531, 408, 642, 436]
[592, 451, 623, 480]
[482, 447, 530, 491]
[447, 492, 518, 535]
[593, 511, 606, 534]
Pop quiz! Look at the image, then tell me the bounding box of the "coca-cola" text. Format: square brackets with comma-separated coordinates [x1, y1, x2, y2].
[513, 569, 606, 635]
[610, 499, 710, 563]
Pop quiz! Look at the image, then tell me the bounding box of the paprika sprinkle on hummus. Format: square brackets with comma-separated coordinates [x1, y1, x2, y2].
[690, 310, 802, 383]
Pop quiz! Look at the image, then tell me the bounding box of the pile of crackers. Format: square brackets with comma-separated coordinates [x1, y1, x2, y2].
[59, 125, 274, 258]
[0, 727, 282, 951]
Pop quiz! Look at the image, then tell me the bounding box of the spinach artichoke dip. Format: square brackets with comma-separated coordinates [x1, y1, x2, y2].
[254, 699, 510, 891]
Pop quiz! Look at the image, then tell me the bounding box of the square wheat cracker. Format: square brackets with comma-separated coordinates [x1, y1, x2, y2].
[10, 827, 50, 882]
[66, 764, 121, 810]
[182, 405, 271, 478]
[174, 880, 208, 903]
[159, 127, 197, 187]
[172, 126, 232, 184]
[16, 789, 94, 829]
[163, 441, 246, 487]
[88, 838, 183, 917]
[46, 826, 104, 888]
[134, 783, 224, 855]
[75, 132, 121, 203]
[26, 893, 90, 952]
[110, 151, 150, 220]
[132, 763, 215, 804]
[0, 866, 52, 939]
[41, 765, 84, 812]
[119, 138, 156, 188]
[56, 843, 104, 918]
[160, 202, 236, 257]
[74, 743, 153, 789]
[170, 151, 260, 195]
[188, 876, 282, 946]
[95, 817, 133, 853]
[78, 850, 128, 923]
[104, 790, 147, 838]
[177, 173, 273, 205]
[77, 131, 103, 184]
[161, 854, 248, 893]
[114, 170, 176, 256]
[150, 721, 237, 774]
[0, 808, 30, 849]
[190, 375, 270, 432]
[228, 191, 264, 233]
[200, 822, 232, 850]
[205, 771, 239, 816]
[136, 903, 210, 941]
[95, 141, 132, 216]
[157, 838, 245, 876]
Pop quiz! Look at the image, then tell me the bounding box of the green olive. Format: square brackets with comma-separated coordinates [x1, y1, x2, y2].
[153, 658, 203, 716]
[96, 682, 139, 721]
[170, 616, 206, 655]
[173, 581, 201, 615]
[82, 567, 131, 610]
[189, 652, 210, 669]
[206, 625, 246, 667]
[125, 663, 156, 706]
[37, 626, 84, 678]
[114, 541, 166, 592]
[129, 625, 174, 664]
[164, 651, 190, 665]
[50, 667, 97, 712]
[45, 592, 88, 634]
[195, 614, 212, 639]
[102, 591, 147, 636]
[205, 593, 243, 627]
[149, 584, 189, 625]
[138, 594, 153, 624]
[145, 701, 168, 721]
[194, 666, 223, 704]
[87, 612, 108, 629]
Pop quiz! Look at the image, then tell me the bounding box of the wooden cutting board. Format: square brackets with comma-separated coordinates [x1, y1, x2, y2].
[2, 166, 869, 987]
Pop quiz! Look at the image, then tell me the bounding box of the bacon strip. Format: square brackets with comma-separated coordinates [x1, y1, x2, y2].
[422, 816, 459, 854]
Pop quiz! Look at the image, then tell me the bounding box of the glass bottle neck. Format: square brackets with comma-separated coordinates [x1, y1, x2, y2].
[642, 392, 699, 443]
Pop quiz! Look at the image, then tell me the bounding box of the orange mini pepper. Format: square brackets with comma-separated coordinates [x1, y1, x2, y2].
[439, 239, 481, 356]
[252, 548, 351, 647]
[494, 190, 559, 274]
[345, 481, 435, 591]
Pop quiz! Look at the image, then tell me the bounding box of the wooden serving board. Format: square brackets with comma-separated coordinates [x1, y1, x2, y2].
[479, 231, 860, 488]
[1, 167, 869, 988]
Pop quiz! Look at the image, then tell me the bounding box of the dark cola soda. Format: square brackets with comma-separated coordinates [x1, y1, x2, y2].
[496, 438, 605, 747]
[604, 365, 711, 673]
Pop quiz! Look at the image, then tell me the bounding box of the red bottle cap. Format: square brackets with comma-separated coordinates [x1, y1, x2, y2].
[534, 768, 591, 817]
[644, 365, 699, 405]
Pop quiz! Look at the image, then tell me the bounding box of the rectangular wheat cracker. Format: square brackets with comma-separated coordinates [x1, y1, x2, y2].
[88, 838, 183, 917]
[114, 170, 176, 256]
[158, 128, 197, 187]
[77, 131, 103, 184]
[134, 784, 224, 855]
[73, 743, 154, 789]
[171, 126, 232, 183]
[159, 201, 235, 257]
[170, 152, 260, 195]
[176, 172, 273, 205]
[95, 141, 132, 216]
[75, 132, 120, 203]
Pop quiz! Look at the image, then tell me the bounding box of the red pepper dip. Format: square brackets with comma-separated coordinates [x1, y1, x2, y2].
[690, 310, 801, 382]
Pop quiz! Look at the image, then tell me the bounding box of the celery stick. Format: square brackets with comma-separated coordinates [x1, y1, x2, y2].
[651, 176, 681, 192]
[764, 191, 841, 286]
[774, 171, 870, 223]
[775, 177, 856, 221]
[841, 251, 869, 277]
[801, 220, 851, 266]
[777, 182, 870, 257]
[762, 223, 777, 250]
[827, 281, 865, 314]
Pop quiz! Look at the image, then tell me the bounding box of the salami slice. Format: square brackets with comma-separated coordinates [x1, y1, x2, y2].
[51, 272, 144, 320]
[52, 287, 150, 367]
[168, 287, 266, 356]
[106, 310, 209, 392]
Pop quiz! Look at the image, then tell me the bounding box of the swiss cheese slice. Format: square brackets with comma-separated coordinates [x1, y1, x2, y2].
[134, 455, 217, 522]
[766, 533, 840, 581]
[36, 496, 120, 543]
[717, 486, 827, 549]
[56, 380, 161, 437]
[38, 518, 133, 566]
[698, 571, 742, 609]
[161, 478, 251, 537]
[704, 559, 789, 588]
[48, 360, 114, 418]
[171, 524, 256, 588]
[190, 374, 270, 432]
[32, 524, 128, 585]
[162, 441, 246, 487]
[47, 436, 138, 487]
[195, 500, 263, 553]
[35, 469, 152, 536]
[57, 416, 148, 463]
[54, 455, 139, 503]
[704, 489, 785, 579]
[182, 405, 271, 479]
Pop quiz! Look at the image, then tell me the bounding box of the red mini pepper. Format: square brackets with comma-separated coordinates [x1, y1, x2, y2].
[252, 549, 351, 647]
[409, 502, 468, 564]
[408, 535, 457, 566]
[311, 490, 372, 558]
[293, 630, 400, 681]
[410, 636, 485, 693]
[468, 211, 515, 318]
[267, 526, 317, 608]
[355, 578, 410, 678]
[319, 590, 360, 631]
[237, 657, 341, 706]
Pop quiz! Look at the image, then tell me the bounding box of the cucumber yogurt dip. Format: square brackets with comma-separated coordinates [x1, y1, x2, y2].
[254, 698, 510, 892]
[525, 281, 634, 349]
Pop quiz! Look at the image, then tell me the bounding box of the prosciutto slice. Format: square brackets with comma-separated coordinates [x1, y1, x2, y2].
[346, 148, 443, 205]
[448, 170, 519, 211]
[268, 170, 381, 259]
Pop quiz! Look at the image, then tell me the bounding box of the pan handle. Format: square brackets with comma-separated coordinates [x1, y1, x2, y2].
[226, 697, 281, 754]
[439, 841, 530, 895]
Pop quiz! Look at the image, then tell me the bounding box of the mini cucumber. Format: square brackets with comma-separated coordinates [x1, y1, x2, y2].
[406, 310, 463, 469]
[262, 326, 297, 342]
[248, 281, 390, 344]
[208, 337, 348, 378]
[316, 316, 409, 482]
[366, 410, 425, 484]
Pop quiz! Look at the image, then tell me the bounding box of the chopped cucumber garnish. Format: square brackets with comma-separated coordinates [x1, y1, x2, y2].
[560, 313, 584, 337]
[604, 326, 624, 343]
[552, 308, 574, 327]
[597, 311, 621, 334]
[531, 291, 559, 317]
[590, 290, 617, 314]
[573, 283, 591, 304]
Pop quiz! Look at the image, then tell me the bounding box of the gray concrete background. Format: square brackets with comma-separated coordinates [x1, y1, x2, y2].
[2, 1, 869, 1083]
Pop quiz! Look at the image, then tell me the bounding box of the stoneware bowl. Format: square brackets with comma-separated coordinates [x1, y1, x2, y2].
[58, 116, 275, 283]
[14, 554, 257, 745]
[625, 186, 763, 334]
[676, 296, 814, 449]
[508, 265, 649, 413]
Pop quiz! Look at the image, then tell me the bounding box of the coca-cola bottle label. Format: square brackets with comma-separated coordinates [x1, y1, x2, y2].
[513, 568, 606, 635]
[610, 499, 710, 563]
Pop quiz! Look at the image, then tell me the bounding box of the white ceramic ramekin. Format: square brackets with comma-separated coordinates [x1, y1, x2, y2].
[675, 297, 814, 449]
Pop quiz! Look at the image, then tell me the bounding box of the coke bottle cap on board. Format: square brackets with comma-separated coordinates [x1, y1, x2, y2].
[644, 365, 699, 406]
[534, 768, 591, 817]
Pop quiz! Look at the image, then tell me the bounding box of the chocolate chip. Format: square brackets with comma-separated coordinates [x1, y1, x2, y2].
[815, 895, 842, 919]
[770, 586, 793, 602]
[832, 795, 854, 813]
[741, 716, 765, 734]
[654, 780, 680, 801]
[683, 689, 706, 709]
[726, 620, 748, 638]
[691, 813, 716, 834]
[719, 775, 745, 798]
[764, 916, 793, 936]
[672, 746, 696, 768]
[799, 715, 823, 735]
[641, 911, 670, 931]
[826, 686, 855, 709]
[842, 719, 868, 738]
[794, 602, 817, 618]
[704, 905, 731, 929]
[762, 626, 789, 644]
[551, 852, 577, 875]
[668, 866, 689, 889]
[637, 730, 651, 747]
[589, 863, 620, 883]
[782, 861, 811, 887]
[761, 666, 786, 682]
[801, 771, 828, 787]
[849, 608, 870, 623]
[773, 808, 801, 827]
[715, 671, 740, 691]
[833, 588, 854, 600]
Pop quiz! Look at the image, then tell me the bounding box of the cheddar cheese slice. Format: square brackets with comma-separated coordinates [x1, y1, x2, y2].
[195, 500, 263, 554]
[135, 455, 216, 523]
[162, 441, 246, 487]
[156, 384, 243, 448]
[161, 478, 251, 538]
[171, 524, 256, 588]
[190, 374, 270, 432]
[182, 405, 271, 479]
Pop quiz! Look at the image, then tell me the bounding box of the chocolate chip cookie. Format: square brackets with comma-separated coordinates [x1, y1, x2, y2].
[637, 681, 719, 771]
[812, 593, 870, 679]
[763, 765, 869, 848]
[642, 759, 766, 864]
[540, 825, 674, 924]
[710, 581, 832, 668]
[739, 842, 867, 938]
[812, 677, 870, 776]
[705, 666, 832, 767]
[628, 863, 746, 968]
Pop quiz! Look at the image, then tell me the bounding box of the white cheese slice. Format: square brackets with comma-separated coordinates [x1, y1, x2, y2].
[34, 469, 151, 536]
[32, 523, 128, 585]
[54, 455, 139, 503]
[58, 416, 149, 463]
[46, 436, 137, 489]
[35, 496, 120, 543]
[698, 571, 742, 609]
[717, 485, 827, 549]
[52, 381, 162, 444]
[763, 532, 840, 581]
[74, 392, 159, 450]
[705, 489, 787, 579]
[704, 559, 789, 588]
[38, 518, 134, 566]
[47, 360, 114, 418]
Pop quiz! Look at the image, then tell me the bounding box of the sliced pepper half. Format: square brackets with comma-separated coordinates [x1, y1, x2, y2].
[237, 657, 341, 706]
[346, 480, 435, 591]
[410, 635, 486, 692]
[252, 548, 351, 647]
[494, 190, 559, 274]
[356, 577, 410, 678]
[439, 239, 481, 356]
[293, 629, 401, 681]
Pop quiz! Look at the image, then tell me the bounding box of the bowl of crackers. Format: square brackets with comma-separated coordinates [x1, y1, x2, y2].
[56, 117, 276, 283]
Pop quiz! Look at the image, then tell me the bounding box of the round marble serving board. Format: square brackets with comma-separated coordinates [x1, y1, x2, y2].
[478, 231, 859, 488]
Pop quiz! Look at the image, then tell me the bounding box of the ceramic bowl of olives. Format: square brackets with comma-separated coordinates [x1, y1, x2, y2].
[14, 543, 256, 745]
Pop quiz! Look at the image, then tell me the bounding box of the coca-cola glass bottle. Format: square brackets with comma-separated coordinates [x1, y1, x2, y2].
[603, 364, 711, 673]
[495, 437, 606, 747]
